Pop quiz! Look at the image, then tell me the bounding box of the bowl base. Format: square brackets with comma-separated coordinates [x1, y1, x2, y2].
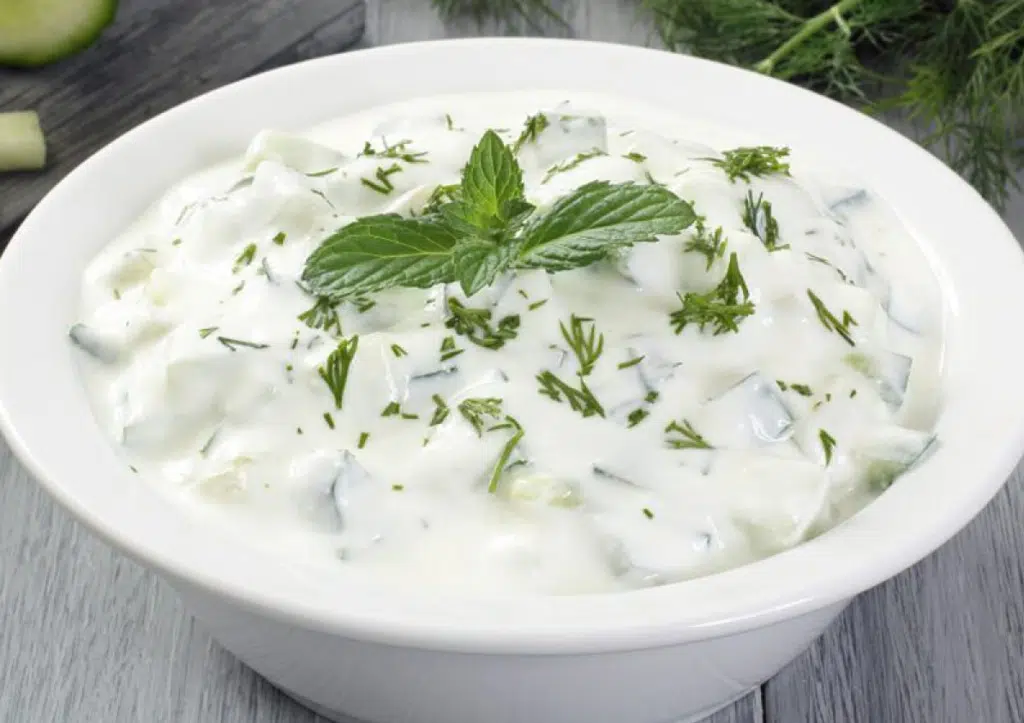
[278, 683, 758, 723]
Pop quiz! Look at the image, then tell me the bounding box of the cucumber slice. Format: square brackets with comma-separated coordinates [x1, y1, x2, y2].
[0, 0, 118, 68]
[0, 111, 46, 170]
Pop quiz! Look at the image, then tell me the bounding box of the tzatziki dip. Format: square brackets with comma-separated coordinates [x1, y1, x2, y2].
[71, 91, 944, 595]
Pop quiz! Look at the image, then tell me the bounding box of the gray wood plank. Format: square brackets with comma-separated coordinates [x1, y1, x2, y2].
[0, 0, 366, 233]
[765, 472, 1024, 723]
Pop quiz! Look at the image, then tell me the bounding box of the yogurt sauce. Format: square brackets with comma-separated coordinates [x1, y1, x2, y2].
[72, 91, 945, 596]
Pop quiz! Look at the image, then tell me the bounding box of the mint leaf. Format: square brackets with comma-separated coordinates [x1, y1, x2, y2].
[517, 181, 697, 271]
[459, 130, 525, 229]
[454, 240, 515, 297]
[302, 215, 460, 298]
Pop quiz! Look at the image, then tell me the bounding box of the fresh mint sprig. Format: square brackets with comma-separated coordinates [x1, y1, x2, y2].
[302, 129, 696, 300]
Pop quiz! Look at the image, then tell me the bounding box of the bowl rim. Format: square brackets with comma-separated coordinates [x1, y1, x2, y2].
[2, 37, 1024, 654]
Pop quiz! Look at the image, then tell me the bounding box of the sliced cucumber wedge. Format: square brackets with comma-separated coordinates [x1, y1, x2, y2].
[0, 111, 46, 171]
[0, 0, 118, 68]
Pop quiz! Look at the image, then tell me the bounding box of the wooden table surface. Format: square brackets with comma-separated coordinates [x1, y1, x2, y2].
[1, 2, 1022, 721]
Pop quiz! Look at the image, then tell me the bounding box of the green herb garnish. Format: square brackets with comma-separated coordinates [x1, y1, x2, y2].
[199, 326, 219, 339]
[806, 252, 850, 282]
[642, 507, 655, 519]
[360, 138, 428, 164]
[541, 148, 607, 184]
[684, 216, 727, 270]
[217, 336, 269, 352]
[453, 397, 525, 493]
[709, 145, 791, 183]
[298, 296, 343, 336]
[560, 314, 604, 376]
[358, 432, 370, 449]
[301, 130, 696, 300]
[381, 401, 401, 417]
[233, 243, 257, 272]
[272, 232, 287, 246]
[623, 151, 647, 163]
[390, 343, 408, 358]
[318, 335, 359, 409]
[512, 113, 550, 152]
[536, 370, 605, 418]
[618, 356, 645, 370]
[665, 418, 713, 450]
[353, 297, 376, 313]
[361, 163, 403, 195]
[742, 191, 787, 251]
[458, 397, 505, 435]
[430, 394, 450, 426]
[528, 299, 549, 311]
[323, 412, 335, 429]
[439, 335, 465, 362]
[670, 252, 755, 335]
[446, 298, 520, 350]
[807, 289, 858, 346]
[627, 408, 650, 428]
[819, 428, 837, 465]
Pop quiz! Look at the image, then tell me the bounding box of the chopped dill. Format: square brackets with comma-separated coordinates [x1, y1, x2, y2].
[318, 335, 359, 409]
[298, 296, 343, 336]
[807, 289, 858, 346]
[359, 138, 429, 164]
[430, 394, 450, 426]
[541, 148, 607, 184]
[445, 298, 520, 350]
[512, 113, 550, 152]
[560, 314, 604, 376]
[665, 418, 713, 450]
[232, 243, 258, 272]
[361, 163, 403, 195]
[684, 216, 728, 270]
[709, 145, 791, 183]
[217, 336, 269, 352]
[670, 252, 755, 335]
[742, 191, 788, 251]
[819, 428, 837, 465]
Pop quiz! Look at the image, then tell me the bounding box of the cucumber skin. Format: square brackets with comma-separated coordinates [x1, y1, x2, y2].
[0, 0, 119, 68]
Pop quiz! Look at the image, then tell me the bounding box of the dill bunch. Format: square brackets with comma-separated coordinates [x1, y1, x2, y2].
[434, 0, 1024, 211]
[431, 0, 568, 30]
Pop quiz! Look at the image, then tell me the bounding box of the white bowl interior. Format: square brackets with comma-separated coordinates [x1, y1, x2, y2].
[1, 39, 1023, 653]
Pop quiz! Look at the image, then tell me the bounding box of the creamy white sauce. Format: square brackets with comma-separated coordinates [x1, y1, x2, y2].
[72, 91, 944, 596]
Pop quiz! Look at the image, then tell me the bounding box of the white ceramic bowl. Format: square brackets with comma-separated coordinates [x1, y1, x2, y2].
[2, 39, 1023, 723]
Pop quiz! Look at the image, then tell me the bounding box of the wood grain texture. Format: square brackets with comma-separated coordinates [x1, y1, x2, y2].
[1, 2, 1023, 723]
[0, 0, 366, 234]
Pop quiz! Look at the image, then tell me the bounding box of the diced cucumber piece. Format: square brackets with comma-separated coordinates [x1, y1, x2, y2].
[0, 111, 46, 170]
[331, 450, 375, 524]
[699, 372, 794, 447]
[844, 350, 912, 408]
[289, 450, 347, 531]
[0, 0, 117, 68]
[68, 323, 118, 364]
[855, 426, 937, 492]
[517, 105, 608, 170]
[496, 472, 583, 508]
[243, 130, 346, 175]
[196, 457, 252, 504]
